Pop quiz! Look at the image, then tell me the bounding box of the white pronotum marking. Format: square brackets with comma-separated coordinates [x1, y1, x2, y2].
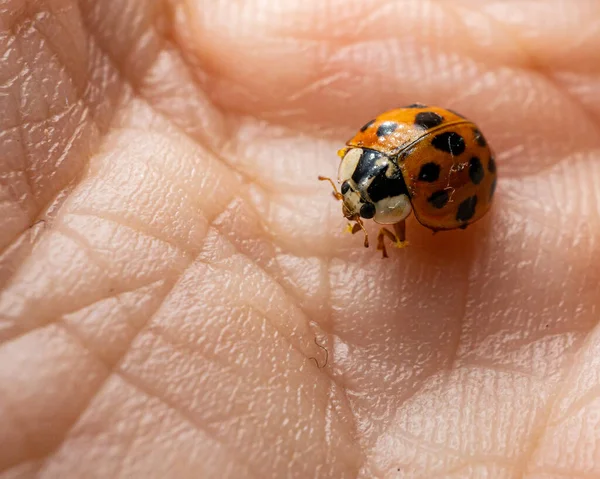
[338, 148, 362, 183]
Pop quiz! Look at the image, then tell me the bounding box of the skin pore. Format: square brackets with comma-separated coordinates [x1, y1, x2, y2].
[1, 0, 600, 477]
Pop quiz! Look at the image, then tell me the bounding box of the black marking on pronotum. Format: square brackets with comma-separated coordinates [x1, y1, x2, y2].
[431, 131, 466, 156]
[376, 121, 399, 137]
[351, 149, 386, 184]
[418, 162, 441, 182]
[367, 165, 410, 203]
[456, 195, 478, 222]
[414, 111, 444, 129]
[404, 103, 427, 108]
[428, 190, 449, 209]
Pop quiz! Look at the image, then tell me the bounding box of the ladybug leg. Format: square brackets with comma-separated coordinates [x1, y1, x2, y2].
[393, 220, 408, 245]
[318, 176, 344, 201]
[376, 228, 396, 258]
[377, 221, 409, 258]
[348, 217, 369, 248]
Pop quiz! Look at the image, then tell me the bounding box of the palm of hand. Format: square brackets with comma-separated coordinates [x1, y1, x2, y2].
[1, 1, 600, 478]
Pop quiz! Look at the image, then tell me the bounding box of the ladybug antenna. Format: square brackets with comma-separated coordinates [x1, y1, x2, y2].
[318, 176, 343, 201]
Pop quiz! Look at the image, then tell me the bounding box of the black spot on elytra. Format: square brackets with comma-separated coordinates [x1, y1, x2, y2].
[367, 166, 409, 203]
[376, 122, 398, 137]
[341, 181, 350, 195]
[360, 119, 375, 132]
[456, 196, 478, 222]
[469, 157, 484, 185]
[360, 202, 376, 219]
[473, 128, 487, 147]
[489, 177, 497, 200]
[431, 132, 466, 156]
[351, 149, 386, 184]
[414, 111, 444, 129]
[488, 155, 497, 173]
[418, 162, 441, 182]
[404, 103, 427, 108]
[428, 190, 449, 209]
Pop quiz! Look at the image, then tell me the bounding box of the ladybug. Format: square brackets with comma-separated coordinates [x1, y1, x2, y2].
[319, 104, 497, 258]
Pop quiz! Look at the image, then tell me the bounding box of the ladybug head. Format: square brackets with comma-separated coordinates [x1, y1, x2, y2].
[338, 147, 412, 225]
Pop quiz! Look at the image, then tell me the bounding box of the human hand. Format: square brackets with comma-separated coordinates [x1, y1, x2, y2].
[2, 1, 600, 477]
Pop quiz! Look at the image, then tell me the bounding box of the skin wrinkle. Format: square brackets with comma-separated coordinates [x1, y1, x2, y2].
[445, 239, 477, 373]
[78, 0, 160, 84]
[551, 380, 600, 431]
[0, 100, 79, 139]
[54, 321, 114, 375]
[0, 0, 169, 269]
[31, 247, 193, 473]
[11, 42, 37, 215]
[84, 84, 344, 406]
[1, 20, 99, 275]
[519, 330, 600, 474]
[118, 333, 319, 475]
[112, 370, 261, 479]
[2, 461, 43, 479]
[552, 71, 600, 126]
[148, 302, 332, 396]
[0, 325, 109, 471]
[101, 398, 251, 479]
[0, 225, 111, 344]
[0, 278, 165, 350]
[31, 189, 346, 475]
[15, 23, 91, 163]
[0, 96, 245, 468]
[454, 1, 600, 127]
[0, 394, 37, 469]
[22, 15, 87, 101]
[518, 363, 588, 475]
[102, 384, 147, 479]
[116, 323, 346, 477]
[211, 196, 342, 353]
[393, 428, 516, 468]
[66, 211, 197, 258]
[0, 181, 72, 291]
[460, 356, 559, 383]
[174, 254, 356, 474]
[137, 130, 343, 378]
[100, 124, 235, 213]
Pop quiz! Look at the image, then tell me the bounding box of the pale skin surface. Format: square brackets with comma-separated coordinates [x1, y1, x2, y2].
[1, 0, 600, 477]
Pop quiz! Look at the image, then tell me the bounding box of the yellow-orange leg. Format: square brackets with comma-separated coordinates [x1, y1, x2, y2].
[348, 218, 369, 248]
[376, 220, 408, 258]
[394, 220, 406, 243]
[318, 176, 344, 201]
